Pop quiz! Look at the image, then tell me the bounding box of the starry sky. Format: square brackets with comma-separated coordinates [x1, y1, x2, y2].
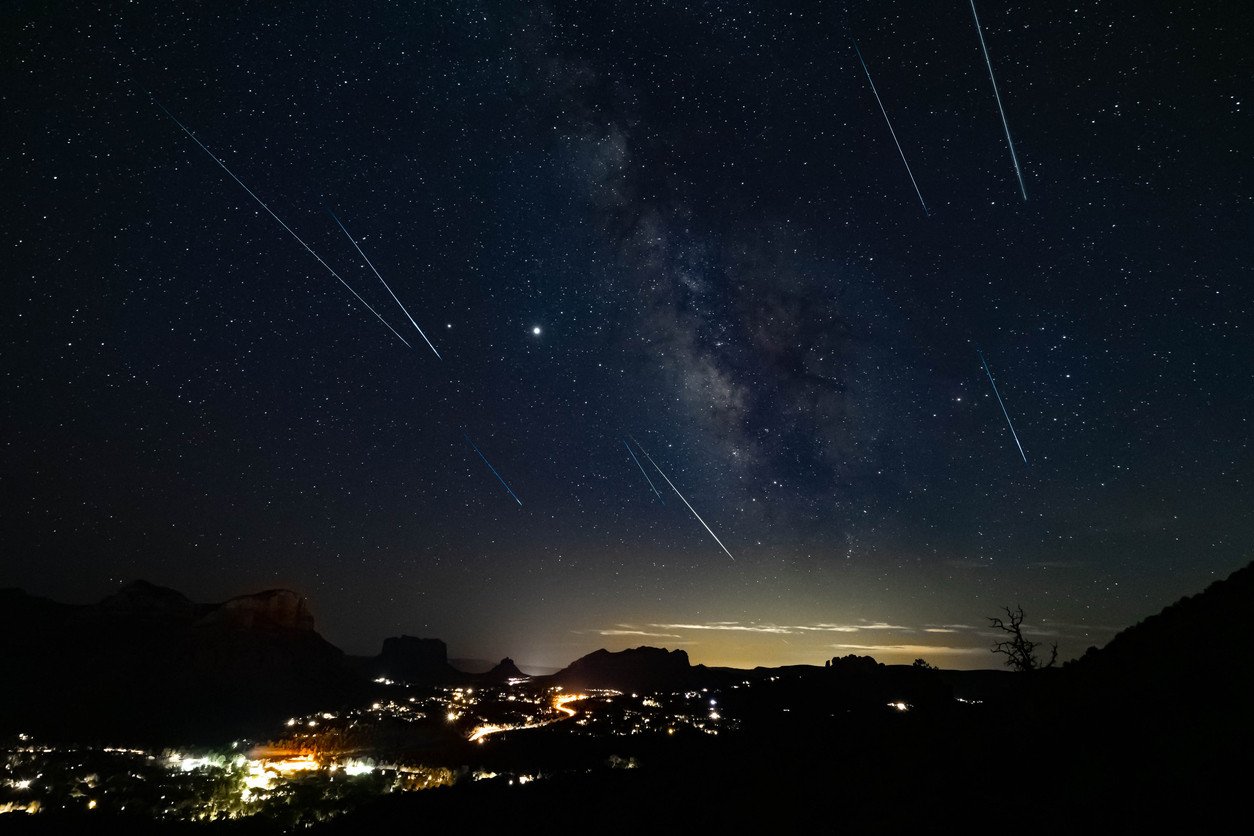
[3, 1, 1251, 670]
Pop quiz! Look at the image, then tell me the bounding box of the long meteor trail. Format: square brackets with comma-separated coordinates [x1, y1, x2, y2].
[153, 101, 410, 348]
[632, 438, 735, 561]
[969, 1, 1028, 201]
[465, 433, 523, 507]
[978, 350, 1028, 464]
[328, 210, 442, 359]
[852, 41, 929, 216]
[623, 440, 663, 503]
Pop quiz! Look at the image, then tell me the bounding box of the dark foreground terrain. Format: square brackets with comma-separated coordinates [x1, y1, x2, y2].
[2, 562, 1252, 832]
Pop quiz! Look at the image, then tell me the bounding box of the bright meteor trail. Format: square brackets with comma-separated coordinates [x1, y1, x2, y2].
[154, 102, 411, 348]
[978, 350, 1028, 464]
[969, 1, 1028, 201]
[632, 438, 735, 561]
[465, 433, 523, 507]
[328, 210, 442, 359]
[623, 440, 663, 503]
[852, 40, 929, 216]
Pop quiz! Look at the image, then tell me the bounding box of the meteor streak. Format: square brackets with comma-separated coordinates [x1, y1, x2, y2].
[978, 350, 1028, 464]
[465, 433, 523, 506]
[623, 440, 663, 503]
[632, 438, 735, 561]
[969, 1, 1028, 201]
[153, 101, 410, 347]
[328, 210, 442, 359]
[852, 40, 929, 216]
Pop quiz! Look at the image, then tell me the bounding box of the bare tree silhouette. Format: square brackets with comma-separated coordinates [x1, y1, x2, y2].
[988, 606, 1058, 672]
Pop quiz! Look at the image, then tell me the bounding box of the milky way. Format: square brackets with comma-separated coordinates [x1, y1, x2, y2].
[4, 1, 1251, 670]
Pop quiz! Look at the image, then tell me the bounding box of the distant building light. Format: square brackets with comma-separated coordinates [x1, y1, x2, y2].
[343, 760, 373, 776]
[178, 757, 212, 772]
[267, 756, 319, 774]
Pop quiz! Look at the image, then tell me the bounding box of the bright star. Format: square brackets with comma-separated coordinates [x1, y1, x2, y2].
[532, 326, 542, 336]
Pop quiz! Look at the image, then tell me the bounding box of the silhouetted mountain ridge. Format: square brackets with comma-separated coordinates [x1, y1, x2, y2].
[0, 581, 359, 744]
[373, 635, 458, 682]
[547, 646, 697, 691]
[1065, 559, 1254, 711]
[482, 657, 526, 682]
[6, 562, 1251, 749]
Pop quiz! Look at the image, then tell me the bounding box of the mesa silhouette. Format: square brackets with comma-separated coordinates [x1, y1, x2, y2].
[4, 560, 1251, 765]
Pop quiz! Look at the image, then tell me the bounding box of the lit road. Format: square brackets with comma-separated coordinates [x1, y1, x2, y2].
[554, 693, 588, 718]
[467, 724, 510, 744]
[467, 692, 589, 743]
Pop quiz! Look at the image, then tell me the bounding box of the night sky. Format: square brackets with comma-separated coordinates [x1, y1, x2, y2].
[4, 1, 1251, 670]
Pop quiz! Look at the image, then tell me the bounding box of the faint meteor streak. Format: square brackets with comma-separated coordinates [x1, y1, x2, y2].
[978, 350, 1028, 464]
[623, 440, 664, 503]
[969, 1, 1028, 201]
[631, 438, 735, 561]
[464, 433, 523, 506]
[153, 101, 411, 347]
[327, 210, 442, 359]
[852, 40, 929, 216]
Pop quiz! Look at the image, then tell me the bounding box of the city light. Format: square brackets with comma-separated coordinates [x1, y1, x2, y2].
[2, 678, 742, 824]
